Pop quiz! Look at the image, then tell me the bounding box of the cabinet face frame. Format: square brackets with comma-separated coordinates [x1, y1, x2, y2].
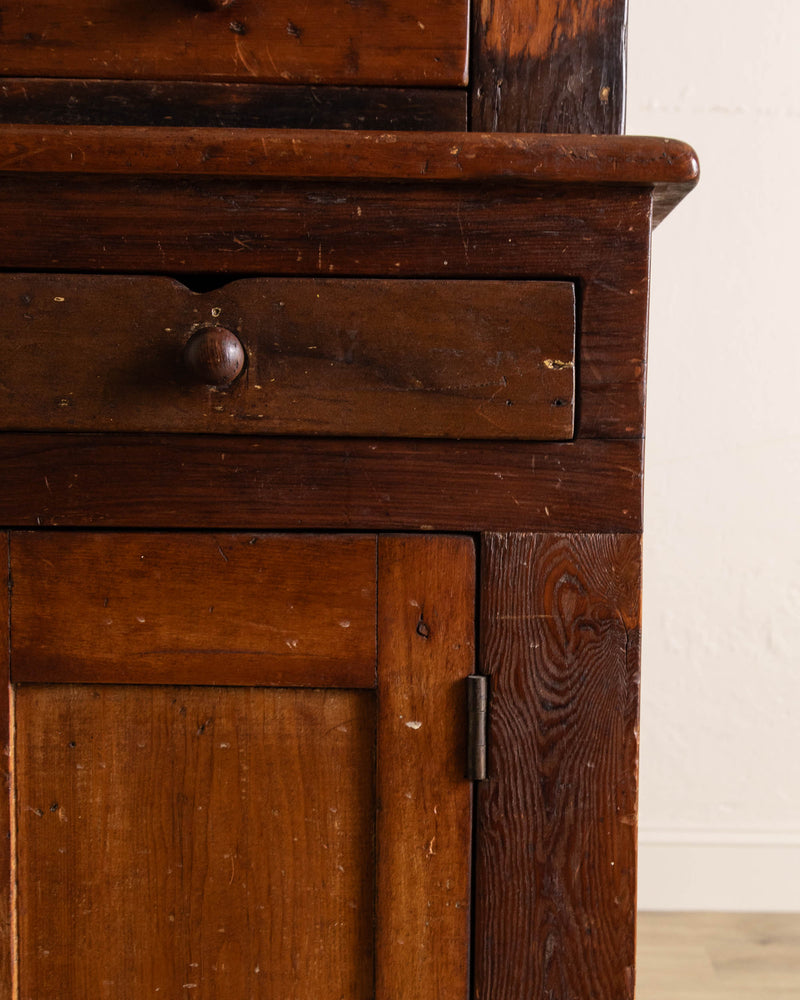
[2, 531, 475, 1000]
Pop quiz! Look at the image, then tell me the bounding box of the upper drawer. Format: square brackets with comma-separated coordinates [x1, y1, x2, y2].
[0, 0, 469, 87]
[0, 274, 575, 440]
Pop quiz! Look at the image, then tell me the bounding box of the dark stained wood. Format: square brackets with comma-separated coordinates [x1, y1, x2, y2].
[471, 0, 628, 133]
[0, 126, 699, 199]
[475, 532, 642, 1000]
[0, 435, 643, 534]
[0, 534, 11, 998]
[0, 178, 651, 275]
[15, 685, 376, 999]
[0, 1, 469, 87]
[0, 275, 575, 440]
[376, 535, 474, 1000]
[0, 79, 468, 131]
[10, 533, 377, 687]
[0, 175, 655, 438]
[183, 325, 247, 387]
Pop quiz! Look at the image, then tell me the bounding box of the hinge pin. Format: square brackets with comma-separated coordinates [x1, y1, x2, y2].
[467, 674, 488, 781]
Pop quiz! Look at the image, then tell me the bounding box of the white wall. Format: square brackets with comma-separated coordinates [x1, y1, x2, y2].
[627, 0, 800, 911]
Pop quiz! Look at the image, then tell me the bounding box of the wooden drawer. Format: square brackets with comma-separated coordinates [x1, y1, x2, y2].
[0, 0, 468, 87]
[0, 274, 576, 440]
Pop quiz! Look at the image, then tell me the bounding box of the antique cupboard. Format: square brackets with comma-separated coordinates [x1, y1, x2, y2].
[0, 2, 697, 998]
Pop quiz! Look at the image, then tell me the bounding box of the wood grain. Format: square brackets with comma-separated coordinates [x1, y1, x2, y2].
[0, 275, 576, 440]
[0, 0, 469, 87]
[637, 912, 800, 1000]
[0, 79, 468, 130]
[0, 435, 643, 534]
[471, 0, 628, 133]
[0, 126, 698, 194]
[376, 535, 474, 1000]
[475, 532, 642, 1000]
[0, 534, 11, 997]
[10, 533, 377, 687]
[15, 685, 376, 999]
[0, 174, 655, 438]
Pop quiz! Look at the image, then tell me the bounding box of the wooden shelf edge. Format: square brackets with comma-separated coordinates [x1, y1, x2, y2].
[0, 126, 699, 220]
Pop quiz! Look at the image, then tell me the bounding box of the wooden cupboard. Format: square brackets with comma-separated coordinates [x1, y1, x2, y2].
[0, 127, 697, 999]
[0, 2, 697, 997]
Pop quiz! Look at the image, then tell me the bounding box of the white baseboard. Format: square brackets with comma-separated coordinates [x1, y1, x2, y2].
[637, 830, 800, 912]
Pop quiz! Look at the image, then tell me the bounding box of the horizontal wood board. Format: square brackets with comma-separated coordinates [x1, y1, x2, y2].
[471, 0, 628, 133]
[0, 275, 576, 440]
[0, 128, 699, 193]
[14, 685, 376, 999]
[0, 178, 652, 439]
[475, 532, 642, 1000]
[10, 533, 377, 686]
[0, 1, 469, 87]
[376, 535, 473, 1000]
[0, 435, 643, 533]
[0, 80, 468, 131]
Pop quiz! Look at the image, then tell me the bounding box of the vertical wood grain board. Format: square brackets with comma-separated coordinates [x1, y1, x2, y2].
[475, 532, 642, 1000]
[376, 535, 474, 1000]
[0, 534, 11, 998]
[471, 0, 628, 132]
[10, 533, 376, 687]
[15, 685, 376, 1000]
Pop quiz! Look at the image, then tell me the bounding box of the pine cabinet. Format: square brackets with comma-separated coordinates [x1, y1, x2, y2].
[0, 3, 697, 996]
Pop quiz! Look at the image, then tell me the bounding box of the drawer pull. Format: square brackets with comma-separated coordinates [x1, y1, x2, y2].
[183, 326, 245, 387]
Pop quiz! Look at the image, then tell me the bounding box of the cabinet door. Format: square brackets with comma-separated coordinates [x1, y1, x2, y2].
[2, 532, 474, 1000]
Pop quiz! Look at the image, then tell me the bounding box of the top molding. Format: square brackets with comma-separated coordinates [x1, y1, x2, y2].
[0, 127, 698, 225]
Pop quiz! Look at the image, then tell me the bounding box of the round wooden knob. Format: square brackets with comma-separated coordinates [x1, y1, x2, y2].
[183, 326, 245, 387]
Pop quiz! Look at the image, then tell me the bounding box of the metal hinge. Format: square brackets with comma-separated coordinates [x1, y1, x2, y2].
[467, 674, 488, 781]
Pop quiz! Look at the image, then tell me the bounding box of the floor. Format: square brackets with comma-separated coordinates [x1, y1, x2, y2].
[637, 912, 800, 1000]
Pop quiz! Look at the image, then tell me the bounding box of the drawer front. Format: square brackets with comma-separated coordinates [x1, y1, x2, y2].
[0, 275, 575, 440]
[0, 0, 468, 87]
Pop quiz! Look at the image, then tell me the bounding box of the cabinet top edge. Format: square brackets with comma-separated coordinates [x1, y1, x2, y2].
[0, 126, 699, 210]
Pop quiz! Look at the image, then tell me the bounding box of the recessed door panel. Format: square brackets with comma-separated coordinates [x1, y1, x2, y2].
[3, 531, 474, 1000]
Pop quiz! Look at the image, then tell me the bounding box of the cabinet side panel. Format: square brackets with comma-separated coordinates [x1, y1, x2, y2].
[471, 0, 628, 133]
[475, 532, 641, 1000]
[15, 685, 375, 1000]
[376, 535, 474, 1000]
[0, 533, 11, 995]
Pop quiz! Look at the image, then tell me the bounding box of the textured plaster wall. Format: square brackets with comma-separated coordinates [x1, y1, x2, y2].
[627, 0, 800, 910]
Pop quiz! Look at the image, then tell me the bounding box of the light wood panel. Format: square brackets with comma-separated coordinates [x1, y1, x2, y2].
[15, 685, 376, 1000]
[376, 535, 474, 1000]
[10, 533, 376, 687]
[637, 912, 800, 1000]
